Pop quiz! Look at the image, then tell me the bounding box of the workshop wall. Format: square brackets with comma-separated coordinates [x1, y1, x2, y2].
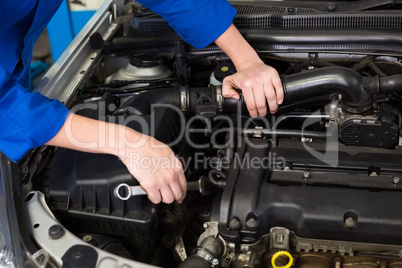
[47, 0, 105, 61]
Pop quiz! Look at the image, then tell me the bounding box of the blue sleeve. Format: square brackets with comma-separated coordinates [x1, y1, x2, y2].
[136, 0, 237, 49]
[0, 64, 70, 162]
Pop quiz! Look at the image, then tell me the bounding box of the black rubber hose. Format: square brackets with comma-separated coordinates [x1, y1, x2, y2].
[379, 75, 402, 94]
[362, 74, 402, 95]
[117, 87, 181, 115]
[120, 86, 219, 115]
[119, 67, 402, 116]
[282, 67, 373, 113]
[178, 236, 224, 268]
[177, 256, 211, 268]
[352, 56, 387, 77]
[275, 95, 333, 115]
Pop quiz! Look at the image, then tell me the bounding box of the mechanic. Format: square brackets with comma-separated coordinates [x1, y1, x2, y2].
[0, 0, 283, 204]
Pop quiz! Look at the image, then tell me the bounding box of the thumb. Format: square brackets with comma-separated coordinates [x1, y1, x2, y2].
[222, 77, 241, 100]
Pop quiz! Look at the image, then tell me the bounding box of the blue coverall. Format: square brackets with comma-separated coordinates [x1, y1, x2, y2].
[0, 0, 236, 161]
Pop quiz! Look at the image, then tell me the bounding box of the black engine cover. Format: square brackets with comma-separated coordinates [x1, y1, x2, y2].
[217, 138, 402, 246]
[48, 100, 181, 261]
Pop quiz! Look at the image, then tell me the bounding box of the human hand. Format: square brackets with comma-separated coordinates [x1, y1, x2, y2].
[222, 59, 284, 117]
[120, 134, 187, 204]
[46, 114, 186, 204]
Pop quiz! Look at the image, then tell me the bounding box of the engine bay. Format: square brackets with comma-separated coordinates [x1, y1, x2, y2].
[26, 2, 402, 268]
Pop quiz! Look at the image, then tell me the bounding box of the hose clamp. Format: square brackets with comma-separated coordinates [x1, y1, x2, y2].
[194, 249, 219, 267]
[181, 86, 187, 111]
[215, 86, 223, 112]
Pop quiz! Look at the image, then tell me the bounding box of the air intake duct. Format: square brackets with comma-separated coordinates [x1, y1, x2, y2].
[119, 67, 402, 116]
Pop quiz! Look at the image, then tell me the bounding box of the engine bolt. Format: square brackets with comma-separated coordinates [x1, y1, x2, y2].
[303, 171, 310, 179]
[283, 166, 292, 172]
[370, 171, 379, 177]
[162, 209, 174, 222]
[344, 217, 357, 228]
[327, 2, 337, 12]
[173, 203, 184, 215]
[287, 7, 295, 14]
[203, 222, 209, 229]
[333, 257, 344, 268]
[246, 218, 259, 229]
[393, 177, 401, 185]
[211, 258, 219, 266]
[228, 218, 241, 230]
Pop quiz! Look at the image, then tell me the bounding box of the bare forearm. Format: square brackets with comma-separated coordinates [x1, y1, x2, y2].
[45, 113, 140, 158]
[45, 113, 186, 204]
[215, 24, 261, 68]
[215, 24, 284, 116]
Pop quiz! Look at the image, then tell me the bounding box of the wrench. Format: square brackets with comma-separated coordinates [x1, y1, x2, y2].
[114, 177, 210, 201]
[114, 183, 147, 200]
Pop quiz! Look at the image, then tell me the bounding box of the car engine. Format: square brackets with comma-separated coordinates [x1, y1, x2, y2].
[26, 2, 402, 268]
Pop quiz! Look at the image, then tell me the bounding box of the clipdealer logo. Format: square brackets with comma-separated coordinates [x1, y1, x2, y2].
[66, 100, 339, 167]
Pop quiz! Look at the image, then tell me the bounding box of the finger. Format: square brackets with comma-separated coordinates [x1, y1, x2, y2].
[160, 186, 175, 204]
[145, 188, 162, 204]
[254, 80, 267, 117]
[264, 84, 278, 114]
[242, 85, 258, 117]
[173, 159, 186, 193]
[272, 74, 284, 104]
[177, 172, 187, 202]
[222, 76, 240, 100]
[170, 181, 184, 203]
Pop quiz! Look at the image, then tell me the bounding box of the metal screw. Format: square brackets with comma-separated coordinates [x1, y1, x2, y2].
[162, 209, 174, 222]
[211, 258, 219, 266]
[246, 218, 259, 229]
[393, 177, 401, 185]
[344, 217, 357, 228]
[303, 171, 310, 179]
[327, 2, 337, 12]
[283, 166, 292, 171]
[287, 7, 295, 14]
[370, 171, 379, 176]
[203, 223, 209, 229]
[173, 203, 184, 215]
[333, 257, 343, 268]
[228, 218, 241, 230]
